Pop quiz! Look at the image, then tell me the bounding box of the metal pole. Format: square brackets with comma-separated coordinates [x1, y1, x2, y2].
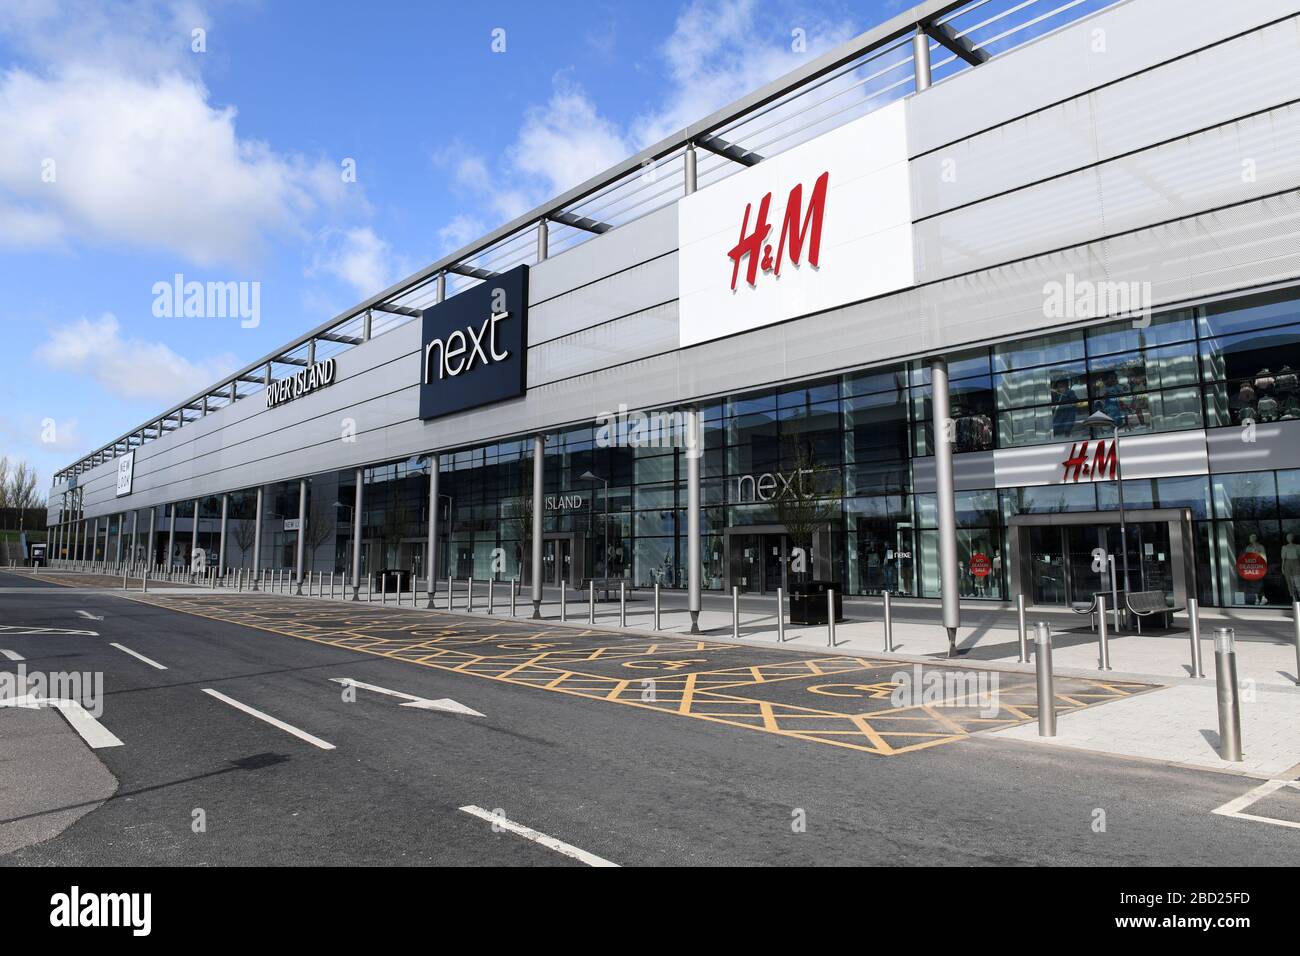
[1188, 597, 1204, 678]
[250, 486, 263, 590]
[827, 588, 836, 647]
[1016, 593, 1028, 663]
[531, 434, 544, 618]
[426, 452, 440, 608]
[147, 505, 156, 571]
[510, 580, 516, 617]
[446, 575, 452, 611]
[1108, 553, 1121, 634]
[1113, 423, 1132, 634]
[653, 582, 661, 631]
[912, 24, 932, 92]
[294, 480, 306, 594]
[619, 581, 626, 627]
[1096, 595, 1111, 670]
[732, 586, 740, 640]
[467, 577, 474, 612]
[218, 493, 229, 578]
[883, 589, 894, 652]
[1035, 622, 1056, 737]
[561, 581, 567, 622]
[776, 587, 785, 643]
[1213, 628, 1242, 761]
[190, 498, 199, 581]
[1292, 601, 1300, 686]
[351, 468, 363, 600]
[684, 143, 697, 194]
[588, 580, 595, 624]
[167, 504, 176, 571]
[487, 578, 495, 615]
[929, 357, 961, 656]
[130, 510, 139, 567]
[687, 406, 702, 633]
[381, 572, 387, 605]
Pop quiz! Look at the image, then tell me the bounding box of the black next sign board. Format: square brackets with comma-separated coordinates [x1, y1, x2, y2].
[418, 264, 528, 420]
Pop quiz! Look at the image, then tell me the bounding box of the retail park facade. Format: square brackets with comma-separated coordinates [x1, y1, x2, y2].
[46, 0, 1300, 621]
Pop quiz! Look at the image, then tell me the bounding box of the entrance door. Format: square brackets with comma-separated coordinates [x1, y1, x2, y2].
[1012, 510, 1188, 609]
[556, 537, 572, 587]
[762, 533, 786, 592]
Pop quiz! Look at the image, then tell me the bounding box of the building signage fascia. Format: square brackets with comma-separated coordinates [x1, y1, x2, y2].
[677, 99, 914, 349]
[266, 358, 337, 409]
[419, 264, 529, 421]
[991, 431, 1209, 489]
[732, 468, 813, 503]
[115, 451, 134, 497]
[545, 493, 585, 512]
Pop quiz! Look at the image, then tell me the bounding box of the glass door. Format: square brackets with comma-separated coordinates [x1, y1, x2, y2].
[762, 533, 785, 593]
[1026, 526, 1067, 605]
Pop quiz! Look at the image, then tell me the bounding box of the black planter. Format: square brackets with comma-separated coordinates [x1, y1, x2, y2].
[789, 580, 844, 625]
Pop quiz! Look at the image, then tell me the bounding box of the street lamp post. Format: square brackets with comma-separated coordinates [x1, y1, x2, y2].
[580, 471, 609, 599]
[1081, 408, 1131, 629]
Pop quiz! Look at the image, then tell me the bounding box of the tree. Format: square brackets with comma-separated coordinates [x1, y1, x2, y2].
[233, 516, 258, 566]
[304, 496, 336, 557]
[775, 438, 841, 585]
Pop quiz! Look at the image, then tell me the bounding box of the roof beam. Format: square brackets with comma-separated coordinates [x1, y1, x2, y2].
[448, 264, 497, 281]
[548, 211, 612, 235]
[924, 19, 989, 67]
[695, 133, 762, 167]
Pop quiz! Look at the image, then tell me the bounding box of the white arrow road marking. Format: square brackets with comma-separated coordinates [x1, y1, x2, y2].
[0, 649, 23, 661]
[75, 610, 104, 621]
[201, 689, 335, 750]
[330, 677, 485, 717]
[0, 626, 99, 637]
[458, 806, 618, 867]
[0, 696, 123, 749]
[109, 643, 167, 670]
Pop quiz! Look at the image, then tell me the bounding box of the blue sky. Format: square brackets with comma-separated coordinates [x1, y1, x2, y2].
[0, 0, 905, 492]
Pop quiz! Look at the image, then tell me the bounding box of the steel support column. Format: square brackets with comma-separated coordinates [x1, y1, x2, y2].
[426, 453, 440, 608]
[251, 486, 264, 588]
[218, 493, 229, 577]
[930, 357, 961, 654]
[294, 480, 306, 593]
[531, 434, 544, 618]
[912, 25, 932, 92]
[687, 406, 702, 633]
[351, 468, 363, 599]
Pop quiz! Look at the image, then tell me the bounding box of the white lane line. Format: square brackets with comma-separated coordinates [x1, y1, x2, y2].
[0, 649, 24, 661]
[109, 643, 167, 670]
[329, 677, 485, 717]
[0, 696, 123, 749]
[201, 688, 335, 750]
[1212, 778, 1300, 830]
[459, 805, 619, 867]
[75, 610, 104, 621]
[0, 626, 98, 636]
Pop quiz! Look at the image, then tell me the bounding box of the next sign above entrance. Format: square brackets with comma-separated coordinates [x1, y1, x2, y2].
[419, 264, 529, 420]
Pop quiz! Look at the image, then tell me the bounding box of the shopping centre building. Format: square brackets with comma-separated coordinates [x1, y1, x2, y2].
[46, 0, 1300, 626]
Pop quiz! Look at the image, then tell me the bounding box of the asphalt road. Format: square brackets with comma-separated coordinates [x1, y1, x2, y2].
[0, 571, 1296, 866]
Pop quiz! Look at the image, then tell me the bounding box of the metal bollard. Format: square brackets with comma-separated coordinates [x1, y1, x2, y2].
[619, 582, 626, 628]
[653, 582, 661, 631]
[1213, 627, 1242, 762]
[123, 569, 128, 590]
[561, 581, 568, 621]
[776, 587, 785, 643]
[589, 581, 595, 625]
[1292, 601, 1300, 687]
[142, 572, 148, 593]
[381, 573, 387, 605]
[1016, 593, 1028, 664]
[467, 578, 474, 612]
[827, 588, 836, 647]
[510, 580, 517, 617]
[1096, 594, 1111, 670]
[329, 571, 334, 600]
[883, 590, 894, 652]
[1188, 597, 1204, 678]
[487, 578, 495, 615]
[445, 575, 452, 611]
[732, 586, 740, 640]
[1035, 622, 1056, 737]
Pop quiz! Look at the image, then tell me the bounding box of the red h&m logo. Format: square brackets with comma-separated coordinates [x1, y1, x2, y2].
[1061, 439, 1119, 483]
[727, 171, 829, 291]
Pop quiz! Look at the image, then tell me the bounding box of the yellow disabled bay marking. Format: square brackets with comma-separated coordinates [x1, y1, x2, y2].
[120, 592, 1151, 759]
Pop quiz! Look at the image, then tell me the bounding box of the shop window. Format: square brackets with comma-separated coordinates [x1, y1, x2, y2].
[842, 365, 907, 398]
[1086, 310, 1195, 357]
[1000, 484, 1098, 521]
[1278, 469, 1300, 517]
[1198, 322, 1300, 427]
[995, 361, 1087, 411]
[1212, 472, 1278, 520]
[1197, 287, 1300, 339]
[1215, 519, 1293, 607]
[993, 329, 1085, 372]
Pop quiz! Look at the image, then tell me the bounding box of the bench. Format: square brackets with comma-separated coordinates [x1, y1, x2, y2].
[1126, 590, 1182, 632]
[1071, 591, 1125, 631]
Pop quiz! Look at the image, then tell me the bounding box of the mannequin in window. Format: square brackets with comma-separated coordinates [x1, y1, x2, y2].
[1050, 378, 1078, 436]
[1241, 533, 1268, 606]
[1282, 532, 1300, 602]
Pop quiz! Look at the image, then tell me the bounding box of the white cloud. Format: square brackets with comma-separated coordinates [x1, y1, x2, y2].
[35, 313, 239, 402]
[0, 0, 357, 268]
[441, 0, 855, 233]
[307, 227, 405, 299]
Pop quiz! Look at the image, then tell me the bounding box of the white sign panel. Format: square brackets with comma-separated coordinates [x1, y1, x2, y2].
[115, 451, 134, 497]
[992, 431, 1209, 488]
[677, 99, 914, 348]
[283, 518, 302, 532]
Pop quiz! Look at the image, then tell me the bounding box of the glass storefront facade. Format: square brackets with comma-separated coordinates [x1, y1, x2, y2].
[98, 284, 1300, 610]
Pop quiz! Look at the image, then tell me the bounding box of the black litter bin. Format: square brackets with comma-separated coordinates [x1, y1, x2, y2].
[789, 580, 844, 625]
[373, 568, 412, 592]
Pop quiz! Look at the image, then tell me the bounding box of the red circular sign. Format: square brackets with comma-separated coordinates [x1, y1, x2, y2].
[969, 553, 992, 578]
[1236, 552, 1268, 581]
